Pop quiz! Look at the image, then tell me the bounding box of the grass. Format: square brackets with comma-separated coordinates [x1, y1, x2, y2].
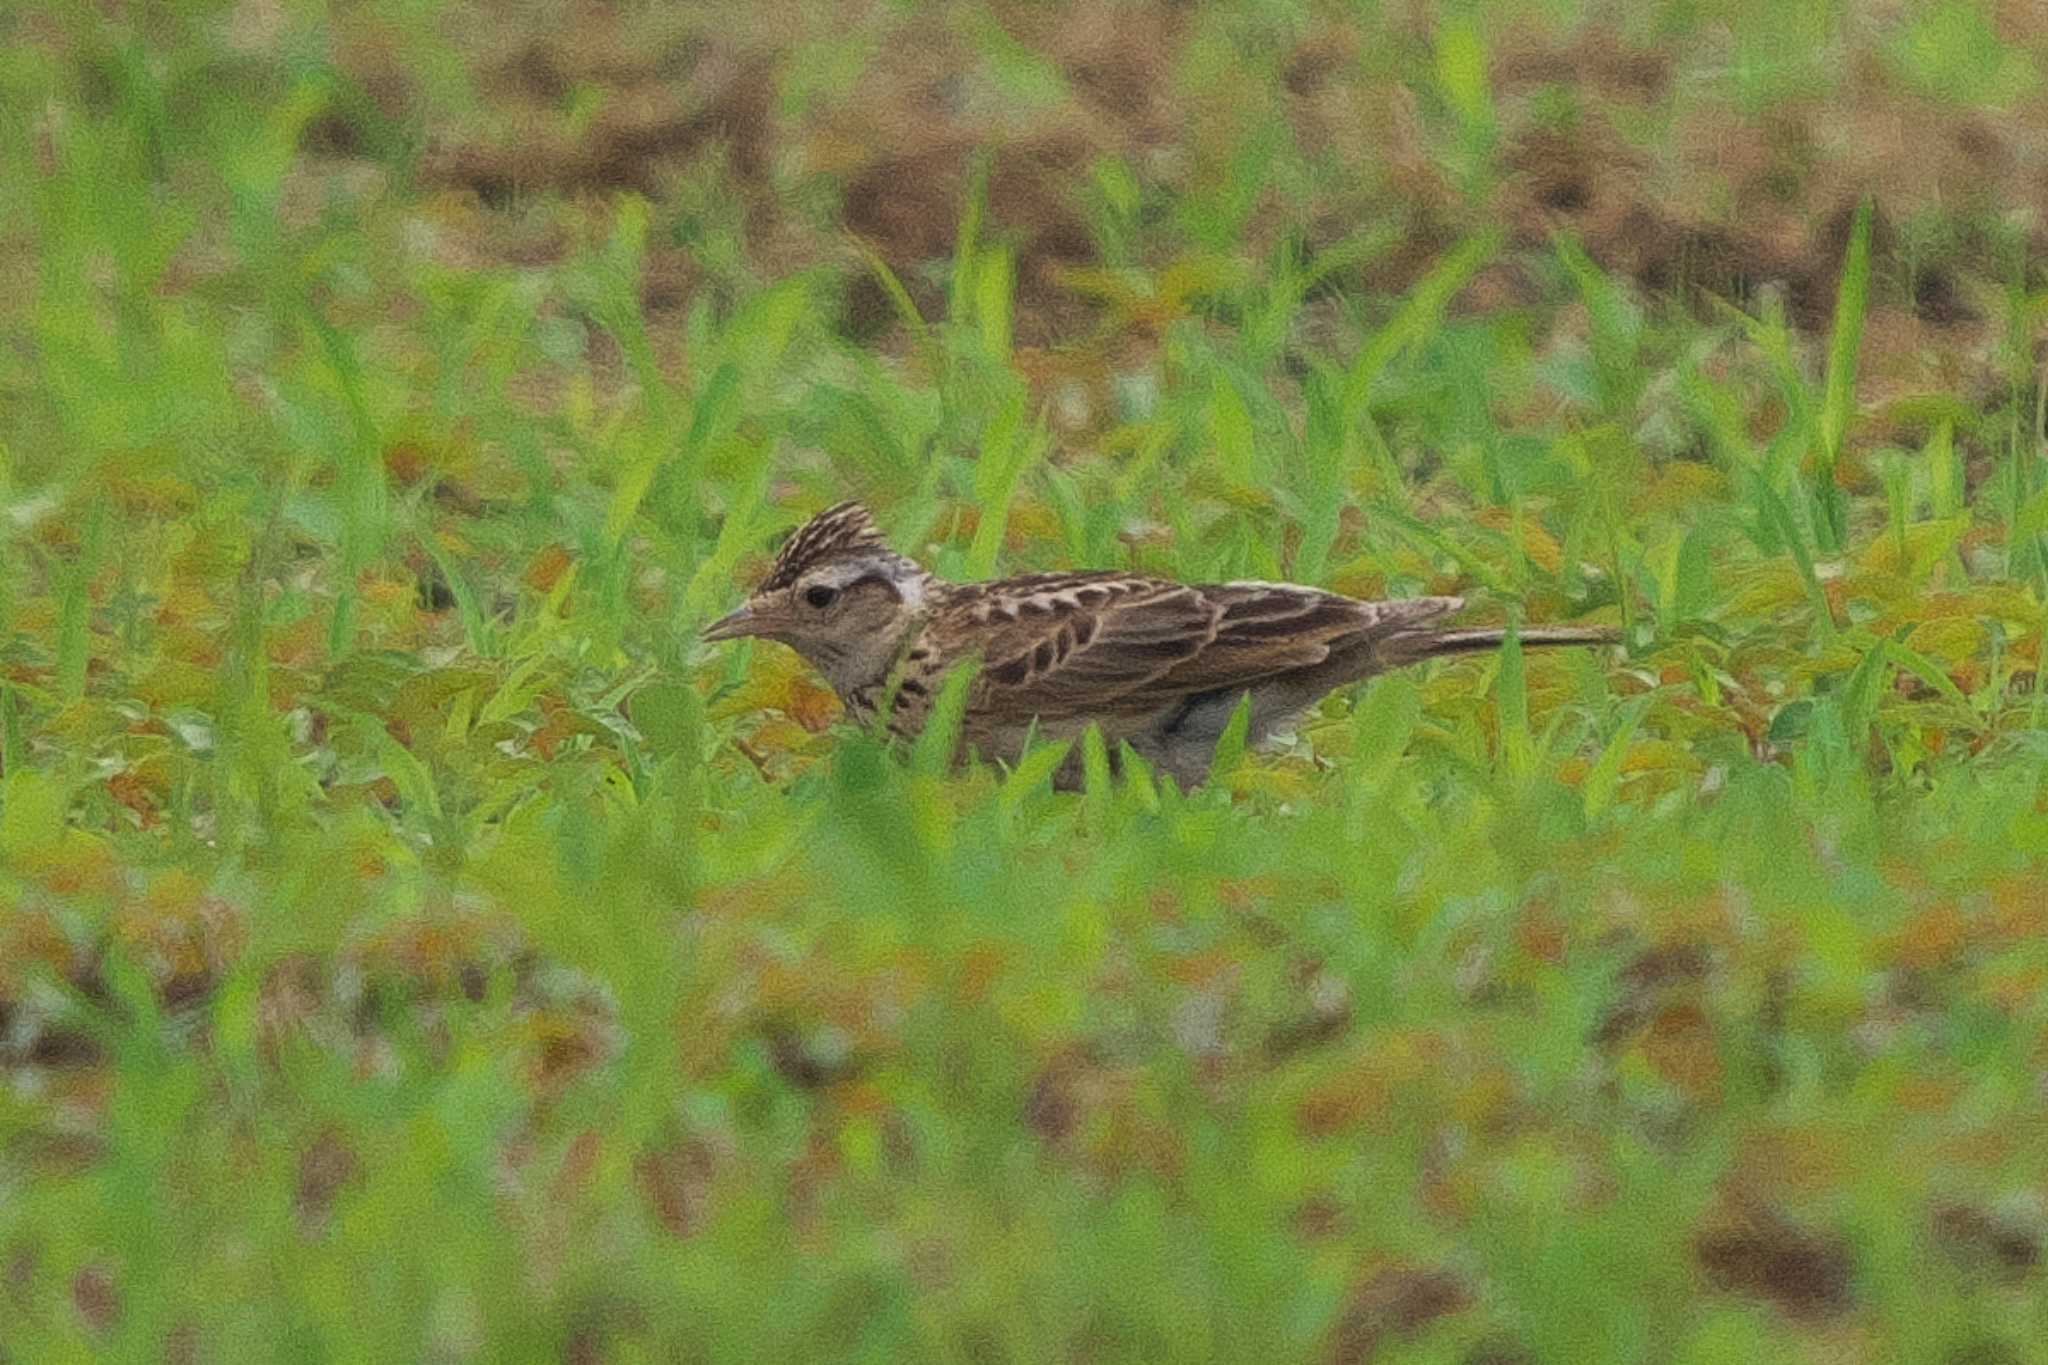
[6, 1, 2048, 1361]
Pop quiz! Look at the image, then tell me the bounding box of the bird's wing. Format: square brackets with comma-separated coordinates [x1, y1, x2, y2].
[910, 574, 1463, 725]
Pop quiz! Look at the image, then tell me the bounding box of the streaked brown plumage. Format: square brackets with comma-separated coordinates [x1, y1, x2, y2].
[705, 502, 1618, 788]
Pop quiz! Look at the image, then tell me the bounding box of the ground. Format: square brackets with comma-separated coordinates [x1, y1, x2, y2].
[5, 1, 2048, 1361]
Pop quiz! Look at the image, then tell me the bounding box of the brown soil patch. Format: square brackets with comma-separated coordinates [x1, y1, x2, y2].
[1695, 1198, 1855, 1319]
[272, 4, 2048, 395]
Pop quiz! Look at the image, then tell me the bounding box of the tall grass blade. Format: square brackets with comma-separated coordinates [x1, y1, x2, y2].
[1814, 197, 1873, 554]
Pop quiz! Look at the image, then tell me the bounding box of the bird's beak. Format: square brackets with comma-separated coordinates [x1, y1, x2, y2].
[702, 604, 761, 642]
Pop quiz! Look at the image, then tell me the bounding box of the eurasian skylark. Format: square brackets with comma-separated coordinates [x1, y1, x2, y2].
[704, 502, 1618, 789]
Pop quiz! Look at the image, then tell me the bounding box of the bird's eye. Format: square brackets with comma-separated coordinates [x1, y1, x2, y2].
[804, 585, 839, 609]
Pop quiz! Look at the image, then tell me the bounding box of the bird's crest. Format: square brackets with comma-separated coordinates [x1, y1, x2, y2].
[758, 501, 901, 591]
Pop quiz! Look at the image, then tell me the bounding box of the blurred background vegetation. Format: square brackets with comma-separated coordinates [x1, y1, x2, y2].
[7, 0, 2048, 1360]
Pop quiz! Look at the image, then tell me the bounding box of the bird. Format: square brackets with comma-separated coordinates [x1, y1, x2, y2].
[703, 501, 1619, 790]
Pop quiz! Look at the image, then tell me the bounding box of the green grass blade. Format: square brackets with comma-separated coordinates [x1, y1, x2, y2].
[1813, 197, 1873, 553]
[1342, 230, 1503, 419]
[911, 658, 979, 776]
[1209, 691, 1254, 783]
[1582, 694, 1653, 821]
[1495, 619, 1531, 781]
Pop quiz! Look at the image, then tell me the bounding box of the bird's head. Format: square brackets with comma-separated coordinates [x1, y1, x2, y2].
[703, 502, 933, 692]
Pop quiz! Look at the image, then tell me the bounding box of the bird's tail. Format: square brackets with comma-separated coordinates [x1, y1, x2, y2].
[1382, 623, 1620, 667]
